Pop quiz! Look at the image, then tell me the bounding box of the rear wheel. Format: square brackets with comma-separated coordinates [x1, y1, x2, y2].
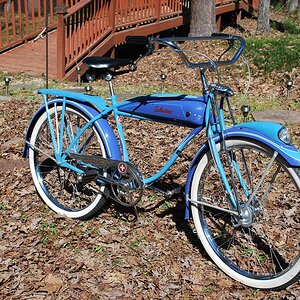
[29, 104, 108, 219]
[191, 138, 300, 289]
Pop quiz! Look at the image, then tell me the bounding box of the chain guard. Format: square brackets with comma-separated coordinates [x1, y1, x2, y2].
[69, 153, 143, 207]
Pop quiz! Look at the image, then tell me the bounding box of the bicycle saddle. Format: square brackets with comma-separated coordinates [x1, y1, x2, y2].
[209, 83, 234, 97]
[83, 56, 133, 70]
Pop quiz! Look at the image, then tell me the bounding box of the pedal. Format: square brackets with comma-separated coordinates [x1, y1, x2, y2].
[150, 184, 182, 198]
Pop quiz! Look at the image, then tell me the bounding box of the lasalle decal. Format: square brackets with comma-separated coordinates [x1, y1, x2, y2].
[154, 106, 172, 114]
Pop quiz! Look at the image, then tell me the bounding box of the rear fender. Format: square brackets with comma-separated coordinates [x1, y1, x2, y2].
[38, 89, 108, 111]
[23, 98, 121, 160]
[184, 121, 300, 219]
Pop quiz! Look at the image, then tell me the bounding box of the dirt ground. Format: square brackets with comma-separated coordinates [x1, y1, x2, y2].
[0, 100, 299, 300]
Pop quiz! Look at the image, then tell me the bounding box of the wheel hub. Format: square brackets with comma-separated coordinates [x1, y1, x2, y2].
[235, 204, 254, 227]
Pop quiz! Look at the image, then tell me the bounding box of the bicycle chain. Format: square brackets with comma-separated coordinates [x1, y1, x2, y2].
[69, 153, 144, 207]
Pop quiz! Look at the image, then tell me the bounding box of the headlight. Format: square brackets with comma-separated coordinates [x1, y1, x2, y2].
[278, 126, 292, 145]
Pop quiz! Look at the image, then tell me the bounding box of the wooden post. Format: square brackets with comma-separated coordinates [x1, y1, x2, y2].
[156, 0, 162, 22]
[109, 0, 116, 33]
[55, 0, 67, 80]
[216, 15, 221, 32]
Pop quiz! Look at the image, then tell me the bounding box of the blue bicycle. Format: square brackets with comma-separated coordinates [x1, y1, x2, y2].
[24, 34, 300, 289]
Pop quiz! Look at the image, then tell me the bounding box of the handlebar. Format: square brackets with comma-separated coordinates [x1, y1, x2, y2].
[126, 34, 246, 70]
[126, 35, 149, 45]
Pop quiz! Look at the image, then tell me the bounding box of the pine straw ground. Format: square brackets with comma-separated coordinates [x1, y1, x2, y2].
[0, 14, 300, 300]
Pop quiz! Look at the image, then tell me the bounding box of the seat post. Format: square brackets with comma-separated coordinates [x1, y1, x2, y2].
[104, 72, 115, 97]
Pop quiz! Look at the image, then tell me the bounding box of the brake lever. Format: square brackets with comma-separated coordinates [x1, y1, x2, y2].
[218, 40, 234, 62]
[133, 43, 154, 66]
[228, 39, 235, 47]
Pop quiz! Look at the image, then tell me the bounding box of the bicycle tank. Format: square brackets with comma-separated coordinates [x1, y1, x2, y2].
[119, 94, 206, 127]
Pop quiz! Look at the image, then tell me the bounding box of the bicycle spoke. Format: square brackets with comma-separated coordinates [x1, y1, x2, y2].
[260, 165, 281, 206]
[192, 139, 300, 288]
[79, 132, 95, 154]
[54, 103, 60, 152]
[65, 114, 75, 147]
[247, 151, 278, 206]
[30, 105, 108, 218]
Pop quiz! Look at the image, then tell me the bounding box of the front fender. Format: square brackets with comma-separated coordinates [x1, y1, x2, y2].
[184, 121, 300, 219]
[226, 121, 300, 165]
[23, 98, 122, 160]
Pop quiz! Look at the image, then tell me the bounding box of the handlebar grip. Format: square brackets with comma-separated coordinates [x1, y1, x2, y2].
[211, 33, 231, 39]
[126, 36, 149, 45]
[211, 33, 245, 44]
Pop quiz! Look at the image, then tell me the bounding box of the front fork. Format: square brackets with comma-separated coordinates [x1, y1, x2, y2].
[205, 93, 240, 212]
[204, 93, 277, 224]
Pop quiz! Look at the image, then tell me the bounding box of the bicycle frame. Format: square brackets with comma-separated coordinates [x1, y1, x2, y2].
[24, 33, 300, 218]
[37, 88, 205, 188]
[35, 85, 261, 216]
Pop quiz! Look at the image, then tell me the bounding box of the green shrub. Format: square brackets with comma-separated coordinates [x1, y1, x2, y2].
[282, 18, 300, 34]
[245, 36, 300, 73]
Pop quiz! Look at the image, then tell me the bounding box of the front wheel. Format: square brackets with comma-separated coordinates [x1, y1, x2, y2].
[191, 138, 300, 289]
[29, 104, 108, 220]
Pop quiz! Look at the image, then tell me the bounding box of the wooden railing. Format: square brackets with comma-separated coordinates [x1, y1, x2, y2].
[0, 0, 87, 52]
[63, 0, 111, 72]
[58, 0, 187, 78]
[0, 0, 55, 51]
[0, 0, 259, 79]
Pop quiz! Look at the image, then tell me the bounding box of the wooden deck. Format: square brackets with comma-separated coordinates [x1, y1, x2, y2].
[0, 31, 57, 78]
[0, 0, 259, 80]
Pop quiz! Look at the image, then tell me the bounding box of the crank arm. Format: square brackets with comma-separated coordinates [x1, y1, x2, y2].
[149, 184, 182, 198]
[95, 174, 131, 188]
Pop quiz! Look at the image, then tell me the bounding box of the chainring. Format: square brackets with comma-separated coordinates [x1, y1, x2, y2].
[69, 153, 144, 207]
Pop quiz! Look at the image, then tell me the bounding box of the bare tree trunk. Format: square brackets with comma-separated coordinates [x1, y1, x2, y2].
[289, 0, 299, 13]
[189, 0, 217, 36]
[257, 0, 271, 34]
